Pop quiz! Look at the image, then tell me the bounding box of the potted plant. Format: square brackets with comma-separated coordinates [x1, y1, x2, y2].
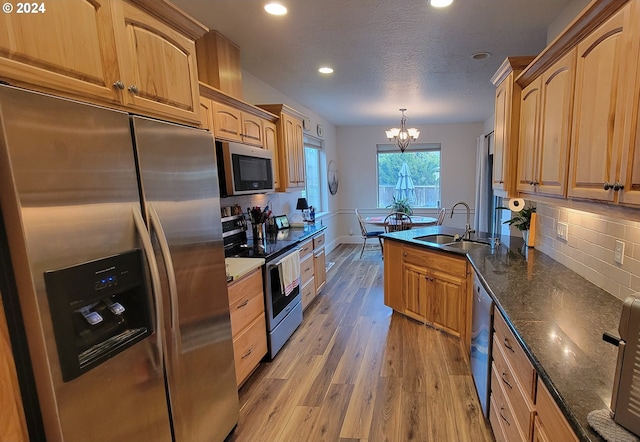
[387, 196, 413, 216]
[498, 204, 536, 245]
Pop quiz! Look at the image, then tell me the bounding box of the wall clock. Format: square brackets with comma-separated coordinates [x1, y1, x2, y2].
[327, 160, 338, 195]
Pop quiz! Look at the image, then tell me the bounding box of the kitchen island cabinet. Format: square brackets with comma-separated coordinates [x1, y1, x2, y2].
[383, 225, 622, 441]
[383, 240, 471, 348]
[0, 0, 207, 126]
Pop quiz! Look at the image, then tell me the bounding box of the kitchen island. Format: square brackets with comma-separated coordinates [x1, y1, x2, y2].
[383, 226, 622, 442]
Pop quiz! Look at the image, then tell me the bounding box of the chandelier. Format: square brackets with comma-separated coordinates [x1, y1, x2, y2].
[385, 108, 420, 153]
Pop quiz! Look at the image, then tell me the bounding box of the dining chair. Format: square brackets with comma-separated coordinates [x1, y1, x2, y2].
[384, 212, 413, 232]
[355, 209, 384, 258]
[436, 208, 446, 225]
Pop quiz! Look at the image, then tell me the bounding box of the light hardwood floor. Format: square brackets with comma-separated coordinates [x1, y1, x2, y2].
[227, 244, 494, 442]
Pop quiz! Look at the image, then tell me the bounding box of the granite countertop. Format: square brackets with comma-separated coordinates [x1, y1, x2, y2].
[383, 226, 623, 442]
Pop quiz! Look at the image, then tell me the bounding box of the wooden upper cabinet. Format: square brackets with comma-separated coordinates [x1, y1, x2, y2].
[517, 49, 576, 197]
[617, 1, 640, 206]
[491, 57, 535, 197]
[0, 0, 123, 104]
[263, 120, 280, 189]
[0, 0, 206, 126]
[517, 78, 542, 194]
[212, 101, 242, 142]
[241, 113, 264, 147]
[112, 0, 202, 125]
[258, 104, 307, 191]
[568, 3, 632, 202]
[199, 96, 214, 131]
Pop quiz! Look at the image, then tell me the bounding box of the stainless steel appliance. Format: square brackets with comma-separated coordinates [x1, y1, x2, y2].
[0, 85, 239, 441]
[216, 141, 275, 196]
[222, 216, 302, 359]
[603, 293, 640, 437]
[471, 273, 494, 418]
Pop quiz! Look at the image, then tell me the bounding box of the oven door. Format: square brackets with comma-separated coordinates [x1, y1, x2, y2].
[265, 247, 301, 331]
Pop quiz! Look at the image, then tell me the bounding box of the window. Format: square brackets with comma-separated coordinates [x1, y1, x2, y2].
[377, 143, 441, 209]
[304, 135, 324, 211]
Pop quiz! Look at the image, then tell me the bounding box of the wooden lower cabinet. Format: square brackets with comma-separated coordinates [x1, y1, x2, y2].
[535, 379, 578, 442]
[383, 240, 471, 346]
[300, 232, 327, 310]
[227, 268, 267, 388]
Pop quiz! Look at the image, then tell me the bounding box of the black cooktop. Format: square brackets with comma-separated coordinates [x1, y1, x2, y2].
[224, 225, 326, 262]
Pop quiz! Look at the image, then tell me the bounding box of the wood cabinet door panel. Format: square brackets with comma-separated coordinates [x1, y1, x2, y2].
[213, 102, 242, 142]
[568, 6, 628, 201]
[430, 269, 464, 337]
[241, 113, 263, 146]
[517, 79, 541, 194]
[233, 315, 267, 387]
[0, 0, 122, 103]
[538, 49, 576, 197]
[114, 1, 200, 124]
[402, 263, 428, 323]
[263, 120, 280, 189]
[493, 78, 511, 192]
[314, 247, 326, 294]
[535, 379, 579, 442]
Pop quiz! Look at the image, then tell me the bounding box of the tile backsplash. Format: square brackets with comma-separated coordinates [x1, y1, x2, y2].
[536, 203, 640, 300]
[220, 192, 304, 223]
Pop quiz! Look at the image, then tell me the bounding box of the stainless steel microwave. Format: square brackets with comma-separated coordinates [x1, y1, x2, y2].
[216, 141, 275, 196]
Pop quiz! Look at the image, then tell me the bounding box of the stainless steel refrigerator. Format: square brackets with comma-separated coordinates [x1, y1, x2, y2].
[0, 85, 239, 441]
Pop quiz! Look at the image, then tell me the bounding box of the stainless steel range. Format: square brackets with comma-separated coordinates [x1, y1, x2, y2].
[222, 215, 302, 359]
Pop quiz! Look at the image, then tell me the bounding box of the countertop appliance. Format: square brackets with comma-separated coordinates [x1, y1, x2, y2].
[471, 273, 494, 418]
[0, 85, 238, 441]
[222, 215, 304, 358]
[604, 293, 640, 437]
[216, 141, 275, 197]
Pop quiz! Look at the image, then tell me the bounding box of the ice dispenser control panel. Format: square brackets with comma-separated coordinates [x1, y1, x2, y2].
[44, 249, 152, 382]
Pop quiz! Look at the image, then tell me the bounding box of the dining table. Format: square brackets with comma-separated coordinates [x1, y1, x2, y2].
[364, 215, 438, 227]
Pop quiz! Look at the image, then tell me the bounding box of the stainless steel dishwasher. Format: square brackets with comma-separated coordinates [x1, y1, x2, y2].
[470, 273, 494, 418]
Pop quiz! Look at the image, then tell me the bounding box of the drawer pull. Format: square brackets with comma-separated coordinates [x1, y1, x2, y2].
[501, 372, 513, 389]
[237, 299, 249, 309]
[499, 407, 511, 426]
[241, 348, 253, 359]
[503, 337, 515, 353]
[305, 267, 311, 272]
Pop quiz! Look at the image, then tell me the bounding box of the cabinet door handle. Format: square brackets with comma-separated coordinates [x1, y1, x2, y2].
[503, 337, 515, 353]
[128, 85, 139, 94]
[501, 372, 513, 389]
[604, 182, 612, 191]
[614, 182, 625, 191]
[403, 252, 408, 257]
[113, 80, 125, 90]
[241, 348, 253, 359]
[499, 407, 511, 426]
[236, 299, 249, 309]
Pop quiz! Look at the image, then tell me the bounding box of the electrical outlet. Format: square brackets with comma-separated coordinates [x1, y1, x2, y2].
[615, 240, 625, 265]
[557, 222, 568, 241]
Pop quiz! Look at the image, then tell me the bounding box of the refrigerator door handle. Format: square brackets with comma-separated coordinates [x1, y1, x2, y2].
[132, 206, 166, 372]
[147, 203, 180, 350]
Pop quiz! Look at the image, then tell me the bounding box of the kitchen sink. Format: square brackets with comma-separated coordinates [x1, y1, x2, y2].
[444, 240, 490, 251]
[414, 234, 456, 245]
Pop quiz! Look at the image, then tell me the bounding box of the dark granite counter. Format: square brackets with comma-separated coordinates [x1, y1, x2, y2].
[382, 226, 622, 442]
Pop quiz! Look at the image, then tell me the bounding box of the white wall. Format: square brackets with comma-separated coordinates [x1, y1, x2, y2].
[546, 0, 591, 43]
[336, 123, 484, 243]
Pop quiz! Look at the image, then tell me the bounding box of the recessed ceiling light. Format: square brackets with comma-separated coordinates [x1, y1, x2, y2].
[472, 52, 491, 60]
[264, 2, 287, 15]
[318, 67, 334, 74]
[430, 0, 453, 7]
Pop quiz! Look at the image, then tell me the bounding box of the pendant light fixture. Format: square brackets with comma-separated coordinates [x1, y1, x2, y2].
[385, 109, 420, 153]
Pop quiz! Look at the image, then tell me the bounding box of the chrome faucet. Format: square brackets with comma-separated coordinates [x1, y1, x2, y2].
[450, 201, 475, 240]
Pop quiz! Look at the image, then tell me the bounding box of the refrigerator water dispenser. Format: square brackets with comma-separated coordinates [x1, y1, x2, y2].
[44, 249, 152, 382]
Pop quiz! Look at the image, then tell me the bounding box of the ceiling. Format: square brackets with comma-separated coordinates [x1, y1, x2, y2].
[170, 0, 575, 127]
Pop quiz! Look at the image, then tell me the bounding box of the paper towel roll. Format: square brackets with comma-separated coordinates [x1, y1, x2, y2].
[508, 198, 526, 212]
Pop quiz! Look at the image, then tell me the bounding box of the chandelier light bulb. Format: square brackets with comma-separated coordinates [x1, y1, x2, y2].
[386, 109, 419, 153]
